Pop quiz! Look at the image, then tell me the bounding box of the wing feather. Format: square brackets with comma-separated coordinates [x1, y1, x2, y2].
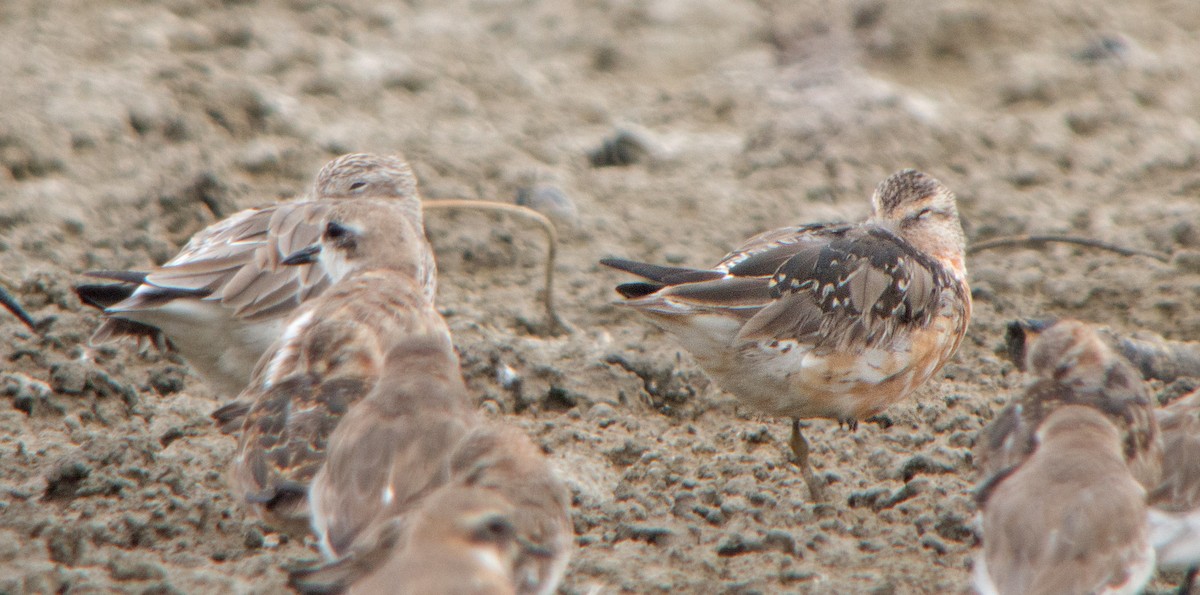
[98, 202, 335, 326]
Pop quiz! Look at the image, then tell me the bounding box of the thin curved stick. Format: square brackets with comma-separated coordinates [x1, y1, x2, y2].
[423, 199, 568, 335]
[968, 234, 1170, 263]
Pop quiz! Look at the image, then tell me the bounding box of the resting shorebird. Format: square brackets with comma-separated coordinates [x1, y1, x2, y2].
[307, 335, 477, 559]
[445, 425, 573, 595]
[973, 320, 1159, 595]
[1146, 389, 1200, 592]
[293, 424, 572, 595]
[215, 199, 441, 534]
[294, 489, 525, 595]
[76, 153, 433, 396]
[976, 319, 1162, 492]
[601, 169, 970, 498]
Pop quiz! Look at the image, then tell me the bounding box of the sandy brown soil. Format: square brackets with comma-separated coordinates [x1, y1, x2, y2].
[4, 0, 1200, 593]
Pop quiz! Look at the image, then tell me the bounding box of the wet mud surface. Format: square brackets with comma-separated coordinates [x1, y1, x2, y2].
[3, 0, 1200, 592]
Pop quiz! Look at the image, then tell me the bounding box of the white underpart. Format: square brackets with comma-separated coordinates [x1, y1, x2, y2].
[971, 554, 998, 595]
[319, 242, 356, 285]
[1149, 507, 1200, 569]
[973, 534, 1155, 595]
[115, 297, 283, 395]
[307, 469, 335, 560]
[263, 309, 315, 389]
[470, 545, 508, 578]
[382, 485, 394, 506]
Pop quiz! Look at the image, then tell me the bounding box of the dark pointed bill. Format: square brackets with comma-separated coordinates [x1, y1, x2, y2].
[282, 244, 322, 266]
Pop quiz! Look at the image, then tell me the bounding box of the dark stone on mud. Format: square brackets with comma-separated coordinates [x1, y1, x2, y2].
[44, 525, 87, 565]
[615, 523, 674, 546]
[108, 552, 167, 581]
[44, 459, 92, 500]
[934, 513, 977, 544]
[898, 455, 955, 481]
[50, 361, 90, 395]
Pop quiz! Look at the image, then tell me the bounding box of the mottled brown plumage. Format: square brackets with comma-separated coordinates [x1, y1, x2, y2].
[1153, 390, 1200, 513]
[975, 405, 1154, 595]
[295, 424, 572, 595]
[601, 169, 970, 499]
[308, 334, 477, 558]
[219, 200, 442, 532]
[79, 153, 433, 396]
[1146, 390, 1200, 581]
[976, 319, 1161, 493]
[293, 489, 523, 595]
[974, 319, 1161, 595]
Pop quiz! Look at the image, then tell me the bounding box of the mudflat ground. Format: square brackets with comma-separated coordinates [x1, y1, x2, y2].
[3, 0, 1200, 592]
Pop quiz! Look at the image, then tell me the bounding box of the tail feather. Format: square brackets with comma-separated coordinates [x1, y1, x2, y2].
[211, 399, 253, 434]
[614, 281, 663, 299]
[83, 270, 151, 284]
[75, 282, 138, 310]
[600, 257, 722, 286]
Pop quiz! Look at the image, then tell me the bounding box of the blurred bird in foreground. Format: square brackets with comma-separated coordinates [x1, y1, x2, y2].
[214, 199, 439, 534]
[292, 335, 571, 595]
[1147, 388, 1200, 593]
[974, 320, 1158, 595]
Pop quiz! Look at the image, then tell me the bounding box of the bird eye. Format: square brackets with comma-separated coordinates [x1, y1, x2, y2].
[476, 516, 515, 543]
[325, 221, 350, 239]
[348, 181, 367, 191]
[905, 207, 934, 222]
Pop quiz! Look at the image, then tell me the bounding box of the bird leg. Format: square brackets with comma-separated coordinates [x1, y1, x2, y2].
[790, 419, 826, 502]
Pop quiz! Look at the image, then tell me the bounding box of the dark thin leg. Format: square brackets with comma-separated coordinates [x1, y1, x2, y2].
[1180, 566, 1197, 595]
[789, 419, 826, 502]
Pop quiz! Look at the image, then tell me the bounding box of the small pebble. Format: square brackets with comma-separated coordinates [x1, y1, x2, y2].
[515, 184, 579, 229]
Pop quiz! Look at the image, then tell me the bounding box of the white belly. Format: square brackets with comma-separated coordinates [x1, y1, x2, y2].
[118, 299, 282, 396]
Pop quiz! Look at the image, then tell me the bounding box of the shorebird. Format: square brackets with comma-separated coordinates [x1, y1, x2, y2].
[601, 169, 971, 498]
[293, 424, 572, 595]
[215, 199, 441, 534]
[293, 489, 525, 595]
[973, 320, 1159, 595]
[976, 319, 1162, 492]
[1147, 389, 1200, 592]
[76, 153, 432, 396]
[445, 425, 573, 595]
[307, 334, 477, 559]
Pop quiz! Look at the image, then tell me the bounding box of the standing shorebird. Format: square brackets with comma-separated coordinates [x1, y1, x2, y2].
[973, 320, 1159, 595]
[216, 199, 440, 534]
[76, 153, 432, 396]
[601, 169, 971, 498]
